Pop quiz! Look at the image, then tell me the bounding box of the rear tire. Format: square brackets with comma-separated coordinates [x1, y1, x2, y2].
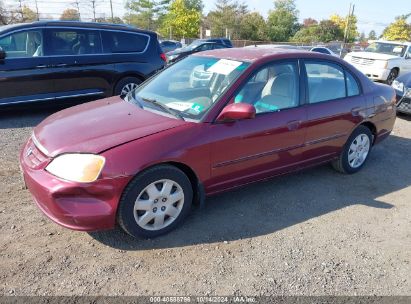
[332, 125, 373, 174]
[114, 77, 142, 96]
[117, 165, 193, 239]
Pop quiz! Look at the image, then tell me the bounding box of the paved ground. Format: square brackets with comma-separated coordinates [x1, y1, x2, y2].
[0, 106, 410, 296]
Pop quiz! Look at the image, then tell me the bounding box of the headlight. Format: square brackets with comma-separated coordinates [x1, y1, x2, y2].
[392, 80, 404, 92]
[46, 153, 105, 183]
[376, 60, 388, 68]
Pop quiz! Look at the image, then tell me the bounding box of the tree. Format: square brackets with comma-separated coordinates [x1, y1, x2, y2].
[21, 6, 37, 22]
[266, 0, 300, 42]
[206, 0, 248, 39]
[303, 18, 317, 27]
[60, 8, 80, 21]
[183, 0, 203, 11]
[330, 13, 359, 42]
[159, 0, 200, 39]
[368, 30, 377, 40]
[291, 25, 319, 43]
[238, 12, 267, 41]
[126, 0, 171, 30]
[291, 19, 343, 43]
[382, 17, 411, 41]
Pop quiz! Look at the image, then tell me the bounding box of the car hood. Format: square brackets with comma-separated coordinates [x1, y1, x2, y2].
[348, 51, 399, 60]
[167, 48, 191, 56]
[33, 96, 187, 157]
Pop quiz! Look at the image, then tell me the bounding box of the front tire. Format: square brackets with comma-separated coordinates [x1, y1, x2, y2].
[386, 68, 398, 85]
[117, 165, 193, 238]
[332, 125, 373, 174]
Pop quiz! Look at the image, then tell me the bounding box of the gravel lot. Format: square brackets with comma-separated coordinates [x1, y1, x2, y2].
[1, 106, 410, 296]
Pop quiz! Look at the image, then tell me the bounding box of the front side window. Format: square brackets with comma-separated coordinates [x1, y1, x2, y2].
[47, 29, 102, 55]
[102, 31, 148, 53]
[130, 56, 250, 121]
[234, 62, 299, 113]
[305, 61, 360, 103]
[0, 30, 43, 58]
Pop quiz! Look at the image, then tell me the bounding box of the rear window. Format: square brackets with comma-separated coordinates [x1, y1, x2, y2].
[102, 31, 149, 53]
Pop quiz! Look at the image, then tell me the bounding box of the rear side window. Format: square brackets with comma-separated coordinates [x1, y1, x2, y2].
[346, 71, 360, 96]
[47, 29, 102, 56]
[102, 31, 149, 53]
[305, 61, 360, 103]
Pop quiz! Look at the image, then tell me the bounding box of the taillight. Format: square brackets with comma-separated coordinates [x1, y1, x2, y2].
[160, 53, 167, 62]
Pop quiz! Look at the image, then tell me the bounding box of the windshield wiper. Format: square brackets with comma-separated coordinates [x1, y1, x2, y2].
[140, 97, 185, 121]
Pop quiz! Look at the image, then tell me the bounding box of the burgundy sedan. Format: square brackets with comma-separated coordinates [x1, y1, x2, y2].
[20, 48, 396, 238]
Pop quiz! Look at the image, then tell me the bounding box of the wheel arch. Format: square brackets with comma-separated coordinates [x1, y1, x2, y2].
[358, 121, 377, 144]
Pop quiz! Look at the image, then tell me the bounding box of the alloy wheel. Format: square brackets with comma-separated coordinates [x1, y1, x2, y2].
[348, 134, 370, 168]
[120, 83, 138, 96]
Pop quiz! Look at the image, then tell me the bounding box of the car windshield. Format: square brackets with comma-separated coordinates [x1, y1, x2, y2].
[364, 42, 407, 57]
[183, 40, 205, 51]
[130, 56, 250, 121]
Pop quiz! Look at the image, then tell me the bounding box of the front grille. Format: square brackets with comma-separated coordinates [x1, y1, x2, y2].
[24, 138, 48, 168]
[351, 56, 375, 66]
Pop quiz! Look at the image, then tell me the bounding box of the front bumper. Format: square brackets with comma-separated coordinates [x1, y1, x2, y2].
[20, 138, 131, 231]
[349, 64, 390, 81]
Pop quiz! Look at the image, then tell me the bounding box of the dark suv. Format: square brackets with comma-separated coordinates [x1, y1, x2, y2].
[0, 21, 166, 106]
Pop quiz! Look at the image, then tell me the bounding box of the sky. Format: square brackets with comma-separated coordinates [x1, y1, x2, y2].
[4, 0, 411, 36]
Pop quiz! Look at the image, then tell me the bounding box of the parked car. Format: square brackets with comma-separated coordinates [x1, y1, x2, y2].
[392, 72, 411, 114]
[310, 46, 339, 57]
[245, 44, 300, 50]
[166, 41, 229, 63]
[20, 48, 396, 238]
[344, 40, 411, 84]
[0, 21, 166, 107]
[159, 39, 182, 53]
[192, 38, 233, 48]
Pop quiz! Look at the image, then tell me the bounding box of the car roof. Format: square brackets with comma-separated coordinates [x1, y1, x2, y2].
[0, 21, 156, 35]
[196, 47, 314, 63]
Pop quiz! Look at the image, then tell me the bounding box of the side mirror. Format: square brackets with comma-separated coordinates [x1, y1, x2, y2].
[0, 47, 5, 60]
[216, 102, 256, 122]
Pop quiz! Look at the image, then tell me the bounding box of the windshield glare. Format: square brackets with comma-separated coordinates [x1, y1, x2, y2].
[132, 56, 249, 121]
[365, 42, 407, 57]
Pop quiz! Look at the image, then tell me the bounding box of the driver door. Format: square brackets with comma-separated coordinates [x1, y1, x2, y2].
[206, 61, 307, 193]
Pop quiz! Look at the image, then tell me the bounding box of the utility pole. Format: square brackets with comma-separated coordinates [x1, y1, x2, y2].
[341, 3, 354, 57]
[90, 0, 96, 21]
[72, 0, 81, 21]
[17, 0, 24, 21]
[34, 0, 39, 21]
[109, 0, 114, 22]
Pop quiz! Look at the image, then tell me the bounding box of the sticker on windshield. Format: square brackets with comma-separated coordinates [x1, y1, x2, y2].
[191, 103, 205, 114]
[167, 102, 193, 111]
[207, 59, 243, 75]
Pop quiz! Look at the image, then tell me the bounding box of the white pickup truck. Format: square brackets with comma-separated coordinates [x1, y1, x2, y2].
[344, 41, 411, 84]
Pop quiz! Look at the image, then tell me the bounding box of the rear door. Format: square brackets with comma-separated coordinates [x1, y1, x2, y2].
[300, 60, 365, 165]
[44, 27, 113, 100]
[0, 28, 53, 105]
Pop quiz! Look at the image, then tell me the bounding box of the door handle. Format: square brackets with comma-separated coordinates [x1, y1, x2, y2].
[35, 64, 48, 68]
[287, 120, 301, 131]
[55, 63, 68, 67]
